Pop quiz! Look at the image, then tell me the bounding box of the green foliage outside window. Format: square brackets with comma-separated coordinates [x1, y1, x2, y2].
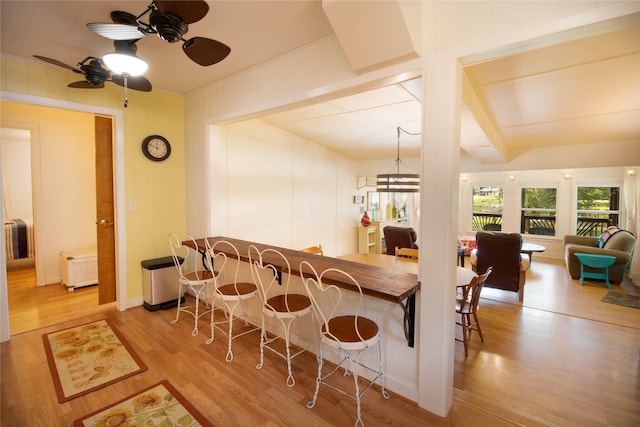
[472, 186, 503, 231]
[577, 187, 617, 211]
[472, 187, 503, 213]
[521, 188, 557, 216]
[576, 187, 619, 235]
[520, 187, 557, 235]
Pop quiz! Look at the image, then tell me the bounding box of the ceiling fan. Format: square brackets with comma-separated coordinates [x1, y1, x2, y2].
[32, 55, 152, 92]
[86, 0, 231, 66]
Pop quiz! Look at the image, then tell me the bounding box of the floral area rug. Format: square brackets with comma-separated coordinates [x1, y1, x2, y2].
[73, 380, 213, 427]
[601, 291, 640, 309]
[42, 318, 147, 402]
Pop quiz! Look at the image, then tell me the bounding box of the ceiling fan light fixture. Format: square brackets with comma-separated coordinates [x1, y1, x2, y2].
[376, 126, 421, 193]
[103, 52, 148, 76]
[87, 1, 230, 68]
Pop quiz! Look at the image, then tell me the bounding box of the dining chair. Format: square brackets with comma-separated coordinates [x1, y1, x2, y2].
[301, 245, 324, 256]
[168, 233, 215, 339]
[299, 260, 389, 426]
[395, 247, 419, 259]
[205, 238, 259, 362]
[456, 267, 492, 356]
[248, 245, 314, 387]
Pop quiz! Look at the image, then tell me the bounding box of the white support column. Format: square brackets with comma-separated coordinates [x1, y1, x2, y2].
[417, 56, 462, 416]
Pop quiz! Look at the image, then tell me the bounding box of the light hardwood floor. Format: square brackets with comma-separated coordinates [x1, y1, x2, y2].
[2, 257, 639, 426]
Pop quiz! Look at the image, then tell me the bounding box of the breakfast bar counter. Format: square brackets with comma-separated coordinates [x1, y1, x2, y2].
[189, 236, 420, 303]
[186, 236, 425, 400]
[189, 236, 421, 346]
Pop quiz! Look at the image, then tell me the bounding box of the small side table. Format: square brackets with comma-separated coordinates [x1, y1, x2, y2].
[574, 252, 616, 289]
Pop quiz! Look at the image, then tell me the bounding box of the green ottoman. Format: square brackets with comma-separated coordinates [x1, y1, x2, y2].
[574, 252, 617, 289]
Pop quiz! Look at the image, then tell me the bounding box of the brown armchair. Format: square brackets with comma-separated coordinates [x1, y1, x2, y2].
[383, 226, 418, 256]
[470, 231, 530, 301]
[564, 229, 636, 283]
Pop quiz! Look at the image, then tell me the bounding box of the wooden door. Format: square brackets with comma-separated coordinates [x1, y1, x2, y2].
[95, 116, 116, 304]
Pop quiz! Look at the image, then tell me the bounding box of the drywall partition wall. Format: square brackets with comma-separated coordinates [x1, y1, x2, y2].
[217, 119, 357, 257]
[1, 101, 96, 285]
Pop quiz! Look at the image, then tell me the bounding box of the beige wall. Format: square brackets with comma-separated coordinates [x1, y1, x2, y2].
[1, 128, 33, 219]
[216, 120, 358, 256]
[1, 56, 186, 304]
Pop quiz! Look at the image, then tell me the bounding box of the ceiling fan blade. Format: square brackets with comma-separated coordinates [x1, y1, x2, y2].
[68, 81, 104, 89]
[111, 75, 153, 92]
[153, 0, 209, 24]
[33, 55, 82, 73]
[86, 22, 145, 40]
[183, 37, 230, 66]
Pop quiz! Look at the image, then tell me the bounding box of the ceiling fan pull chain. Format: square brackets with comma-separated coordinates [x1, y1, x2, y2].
[123, 74, 129, 108]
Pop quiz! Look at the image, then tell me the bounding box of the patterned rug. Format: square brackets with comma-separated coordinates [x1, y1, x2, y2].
[73, 380, 213, 427]
[601, 291, 640, 309]
[43, 318, 147, 402]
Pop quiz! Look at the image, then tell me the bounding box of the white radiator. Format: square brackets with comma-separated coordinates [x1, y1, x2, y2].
[60, 250, 98, 290]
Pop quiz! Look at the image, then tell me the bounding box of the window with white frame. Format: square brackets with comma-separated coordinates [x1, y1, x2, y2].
[520, 187, 557, 236]
[472, 186, 503, 231]
[576, 186, 620, 236]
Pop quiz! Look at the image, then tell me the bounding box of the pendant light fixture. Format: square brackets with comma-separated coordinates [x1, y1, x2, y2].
[376, 126, 420, 193]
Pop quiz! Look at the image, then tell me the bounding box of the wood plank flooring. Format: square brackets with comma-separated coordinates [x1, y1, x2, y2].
[5, 259, 115, 334]
[2, 257, 640, 426]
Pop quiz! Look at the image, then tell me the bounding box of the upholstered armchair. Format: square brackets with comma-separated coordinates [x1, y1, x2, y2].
[383, 226, 418, 256]
[564, 227, 636, 284]
[470, 231, 530, 301]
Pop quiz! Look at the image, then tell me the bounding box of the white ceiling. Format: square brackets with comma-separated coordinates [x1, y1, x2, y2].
[0, 1, 335, 94]
[1, 2, 639, 164]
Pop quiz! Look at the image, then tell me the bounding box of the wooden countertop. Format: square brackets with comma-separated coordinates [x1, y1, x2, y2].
[339, 253, 478, 287]
[188, 236, 420, 303]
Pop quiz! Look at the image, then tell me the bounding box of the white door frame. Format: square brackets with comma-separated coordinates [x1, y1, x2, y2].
[0, 91, 127, 342]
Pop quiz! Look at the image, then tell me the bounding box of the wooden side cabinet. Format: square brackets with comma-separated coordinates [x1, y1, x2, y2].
[358, 225, 380, 254]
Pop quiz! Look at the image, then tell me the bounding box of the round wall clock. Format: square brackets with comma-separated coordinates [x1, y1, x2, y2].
[141, 135, 171, 161]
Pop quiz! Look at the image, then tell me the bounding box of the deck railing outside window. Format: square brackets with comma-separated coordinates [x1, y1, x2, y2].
[472, 213, 502, 231]
[520, 213, 556, 235]
[575, 216, 614, 236]
[471, 214, 613, 236]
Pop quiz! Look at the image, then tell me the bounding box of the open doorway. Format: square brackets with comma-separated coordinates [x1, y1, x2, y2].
[1, 109, 114, 334]
[2, 125, 40, 337]
[0, 95, 127, 343]
[2, 127, 36, 283]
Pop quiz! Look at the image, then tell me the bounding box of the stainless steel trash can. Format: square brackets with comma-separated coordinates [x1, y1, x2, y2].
[141, 256, 184, 311]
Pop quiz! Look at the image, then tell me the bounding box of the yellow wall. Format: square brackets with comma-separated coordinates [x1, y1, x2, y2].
[1, 55, 186, 303]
